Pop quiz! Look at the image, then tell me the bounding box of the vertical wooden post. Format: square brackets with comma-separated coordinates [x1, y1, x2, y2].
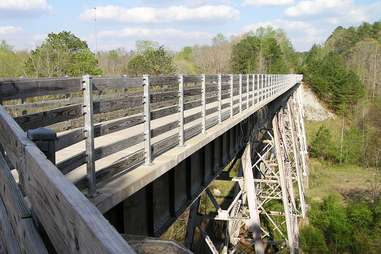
[230, 74, 234, 118]
[261, 74, 264, 101]
[257, 74, 260, 103]
[239, 74, 242, 112]
[178, 74, 184, 146]
[143, 74, 151, 165]
[218, 74, 222, 123]
[246, 74, 249, 110]
[201, 74, 206, 133]
[262, 74, 265, 101]
[252, 74, 255, 107]
[83, 75, 96, 197]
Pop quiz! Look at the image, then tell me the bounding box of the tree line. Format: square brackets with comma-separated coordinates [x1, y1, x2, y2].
[301, 21, 381, 254]
[0, 27, 299, 79]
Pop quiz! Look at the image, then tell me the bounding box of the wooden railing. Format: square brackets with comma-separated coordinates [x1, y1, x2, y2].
[0, 73, 302, 252]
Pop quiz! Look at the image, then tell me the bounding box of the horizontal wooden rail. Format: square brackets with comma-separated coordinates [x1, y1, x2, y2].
[0, 105, 135, 254]
[3, 73, 302, 201]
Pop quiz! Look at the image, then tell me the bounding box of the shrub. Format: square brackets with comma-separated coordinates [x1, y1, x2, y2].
[310, 125, 339, 162]
[299, 225, 329, 254]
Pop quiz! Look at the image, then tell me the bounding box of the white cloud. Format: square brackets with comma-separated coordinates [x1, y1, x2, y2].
[285, 0, 352, 17]
[0, 0, 49, 11]
[243, 0, 294, 6]
[284, 0, 379, 24]
[80, 5, 240, 23]
[0, 26, 22, 35]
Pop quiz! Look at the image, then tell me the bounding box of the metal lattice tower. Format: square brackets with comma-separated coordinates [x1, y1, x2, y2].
[195, 86, 309, 254]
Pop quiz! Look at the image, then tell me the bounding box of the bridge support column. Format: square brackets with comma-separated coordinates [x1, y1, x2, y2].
[273, 114, 298, 253]
[184, 198, 201, 249]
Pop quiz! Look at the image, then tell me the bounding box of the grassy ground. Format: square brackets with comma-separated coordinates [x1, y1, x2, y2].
[305, 118, 380, 203]
[307, 158, 379, 203]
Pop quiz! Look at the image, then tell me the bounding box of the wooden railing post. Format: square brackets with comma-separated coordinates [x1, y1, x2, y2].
[201, 74, 206, 133]
[246, 74, 249, 109]
[252, 74, 255, 107]
[230, 74, 234, 118]
[82, 75, 96, 197]
[178, 74, 184, 146]
[262, 74, 265, 101]
[239, 74, 242, 112]
[143, 74, 151, 165]
[259, 74, 265, 101]
[218, 74, 222, 123]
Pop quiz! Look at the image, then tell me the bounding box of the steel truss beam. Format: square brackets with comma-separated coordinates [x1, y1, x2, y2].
[186, 87, 308, 254]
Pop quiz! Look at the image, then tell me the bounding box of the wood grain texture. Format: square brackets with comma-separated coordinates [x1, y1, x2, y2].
[0, 105, 136, 254]
[0, 153, 48, 254]
[0, 78, 81, 101]
[15, 104, 83, 130]
[0, 197, 21, 254]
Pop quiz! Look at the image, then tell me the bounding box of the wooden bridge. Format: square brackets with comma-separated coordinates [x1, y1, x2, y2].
[0, 73, 306, 253]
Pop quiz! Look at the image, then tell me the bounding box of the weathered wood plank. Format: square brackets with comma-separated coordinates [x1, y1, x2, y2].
[0, 197, 21, 254]
[75, 150, 145, 190]
[4, 97, 82, 112]
[95, 134, 144, 161]
[92, 77, 142, 90]
[89, 112, 227, 192]
[15, 104, 83, 130]
[93, 96, 142, 115]
[56, 114, 144, 151]
[0, 153, 48, 254]
[0, 78, 81, 101]
[0, 105, 135, 254]
[95, 114, 144, 137]
[183, 75, 202, 83]
[149, 76, 178, 86]
[56, 128, 85, 151]
[57, 151, 87, 174]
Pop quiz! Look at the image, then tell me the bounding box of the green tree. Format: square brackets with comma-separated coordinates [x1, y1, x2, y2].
[310, 196, 352, 253]
[25, 31, 102, 77]
[0, 41, 28, 78]
[231, 27, 294, 74]
[304, 52, 364, 112]
[310, 125, 339, 162]
[299, 225, 329, 254]
[175, 46, 198, 74]
[231, 35, 261, 73]
[127, 41, 175, 75]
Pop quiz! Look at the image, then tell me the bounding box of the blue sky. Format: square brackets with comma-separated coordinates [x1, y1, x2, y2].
[0, 0, 380, 52]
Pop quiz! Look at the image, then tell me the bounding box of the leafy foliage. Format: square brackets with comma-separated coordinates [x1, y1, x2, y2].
[301, 196, 381, 254]
[310, 125, 339, 162]
[25, 31, 102, 77]
[0, 41, 28, 78]
[303, 50, 364, 112]
[231, 27, 294, 74]
[299, 225, 329, 254]
[127, 41, 175, 75]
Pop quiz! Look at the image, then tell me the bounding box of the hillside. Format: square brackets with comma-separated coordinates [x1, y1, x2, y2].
[301, 84, 335, 121]
[299, 21, 381, 254]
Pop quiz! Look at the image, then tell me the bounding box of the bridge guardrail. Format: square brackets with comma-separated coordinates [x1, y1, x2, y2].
[0, 73, 302, 253]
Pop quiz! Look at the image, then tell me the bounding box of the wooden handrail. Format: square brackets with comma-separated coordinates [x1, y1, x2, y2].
[0, 105, 135, 253]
